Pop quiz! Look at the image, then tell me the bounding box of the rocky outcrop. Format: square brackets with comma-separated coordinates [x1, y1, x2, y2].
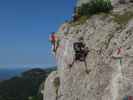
[43, 2, 133, 100]
[76, 0, 133, 7]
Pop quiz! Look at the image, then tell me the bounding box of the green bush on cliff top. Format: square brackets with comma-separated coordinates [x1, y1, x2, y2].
[79, 0, 113, 16]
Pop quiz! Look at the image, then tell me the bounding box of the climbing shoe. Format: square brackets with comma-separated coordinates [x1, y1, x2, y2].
[85, 69, 91, 74]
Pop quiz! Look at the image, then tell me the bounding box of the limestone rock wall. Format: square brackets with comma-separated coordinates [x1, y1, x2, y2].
[76, 0, 132, 7]
[43, 2, 133, 100]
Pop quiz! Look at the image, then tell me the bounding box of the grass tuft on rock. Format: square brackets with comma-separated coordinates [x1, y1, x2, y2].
[112, 11, 133, 25]
[79, 0, 113, 16]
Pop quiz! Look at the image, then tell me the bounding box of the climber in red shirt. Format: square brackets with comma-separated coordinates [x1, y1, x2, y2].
[49, 32, 61, 55]
[124, 96, 133, 100]
[49, 32, 57, 54]
[117, 47, 122, 55]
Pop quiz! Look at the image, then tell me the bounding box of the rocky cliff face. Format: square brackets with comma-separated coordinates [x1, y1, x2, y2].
[43, 1, 133, 100]
[76, 0, 133, 7]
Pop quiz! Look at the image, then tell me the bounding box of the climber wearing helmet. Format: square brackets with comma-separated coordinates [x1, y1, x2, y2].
[69, 37, 90, 74]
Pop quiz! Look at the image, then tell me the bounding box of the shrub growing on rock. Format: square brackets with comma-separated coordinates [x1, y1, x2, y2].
[79, 0, 113, 16]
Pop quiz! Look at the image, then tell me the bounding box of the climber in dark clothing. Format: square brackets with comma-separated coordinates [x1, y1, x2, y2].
[69, 37, 90, 73]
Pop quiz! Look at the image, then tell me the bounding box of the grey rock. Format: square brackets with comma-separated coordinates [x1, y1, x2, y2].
[43, 3, 133, 100]
[76, 0, 131, 7]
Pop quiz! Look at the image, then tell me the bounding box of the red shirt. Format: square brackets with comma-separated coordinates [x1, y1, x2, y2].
[117, 47, 122, 55]
[50, 33, 56, 42]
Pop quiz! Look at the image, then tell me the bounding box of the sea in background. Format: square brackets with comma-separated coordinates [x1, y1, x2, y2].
[0, 68, 28, 80]
[0, 65, 56, 81]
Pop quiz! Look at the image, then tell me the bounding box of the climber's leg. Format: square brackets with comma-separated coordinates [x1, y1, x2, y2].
[69, 60, 75, 68]
[55, 39, 60, 53]
[51, 41, 56, 55]
[120, 58, 122, 65]
[83, 51, 90, 74]
[84, 60, 87, 68]
[84, 59, 90, 74]
[69, 53, 80, 68]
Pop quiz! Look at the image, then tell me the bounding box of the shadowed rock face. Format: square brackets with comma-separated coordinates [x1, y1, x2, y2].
[43, 2, 133, 100]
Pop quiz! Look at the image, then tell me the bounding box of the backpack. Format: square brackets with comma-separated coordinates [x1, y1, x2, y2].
[73, 42, 85, 52]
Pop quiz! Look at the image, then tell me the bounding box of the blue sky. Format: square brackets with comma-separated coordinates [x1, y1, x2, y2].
[0, 0, 76, 69]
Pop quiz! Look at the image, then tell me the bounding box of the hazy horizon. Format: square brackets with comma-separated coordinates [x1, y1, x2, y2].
[0, 0, 76, 69]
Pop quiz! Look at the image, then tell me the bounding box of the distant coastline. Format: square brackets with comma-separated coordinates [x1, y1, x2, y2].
[0, 68, 26, 80]
[0, 67, 56, 80]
